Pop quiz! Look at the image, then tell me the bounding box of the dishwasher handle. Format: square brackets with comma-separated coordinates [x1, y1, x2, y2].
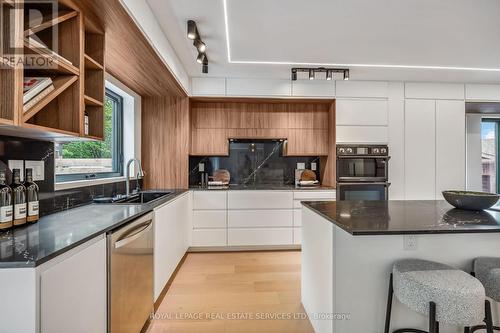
[115, 221, 152, 249]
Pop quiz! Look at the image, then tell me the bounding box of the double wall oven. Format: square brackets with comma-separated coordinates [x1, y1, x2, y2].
[336, 145, 390, 201]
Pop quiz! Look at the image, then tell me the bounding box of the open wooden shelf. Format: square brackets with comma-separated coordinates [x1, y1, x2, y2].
[84, 94, 103, 107]
[23, 75, 78, 122]
[84, 54, 103, 70]
[24, 10, 77, 37]
[24, 42, 79, 75]
[22, 122, 80, 137]
[1, 0, 15, 7]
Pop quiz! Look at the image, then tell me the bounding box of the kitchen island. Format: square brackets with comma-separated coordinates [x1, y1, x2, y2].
[301, 200, 500, 333]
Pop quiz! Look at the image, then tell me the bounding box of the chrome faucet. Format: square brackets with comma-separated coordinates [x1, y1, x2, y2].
[126, 158, 145, 196]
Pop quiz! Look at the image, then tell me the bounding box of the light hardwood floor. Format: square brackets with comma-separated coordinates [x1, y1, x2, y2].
[147, 251, 314, 333]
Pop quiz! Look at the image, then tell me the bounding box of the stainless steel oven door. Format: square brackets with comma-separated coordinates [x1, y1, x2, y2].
[336, 182, 390, 201]
[336, 156, 389, 182]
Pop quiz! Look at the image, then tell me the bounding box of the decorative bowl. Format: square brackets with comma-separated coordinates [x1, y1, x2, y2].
[442, 190, 500, 211]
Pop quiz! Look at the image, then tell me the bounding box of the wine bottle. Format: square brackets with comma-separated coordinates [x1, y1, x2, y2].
[11, 169, 26, 227]
[24, 168, 39, 223]
[0, 170, 13, 230]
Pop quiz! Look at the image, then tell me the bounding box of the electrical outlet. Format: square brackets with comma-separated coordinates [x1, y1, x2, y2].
[403, 235, 418, 251]
[198, 163, 205, 172]
[297, 163, 306, 170]
[8, 160, 24, 181]
[311, 162, 317, 171]
[25, 160, 44, 181]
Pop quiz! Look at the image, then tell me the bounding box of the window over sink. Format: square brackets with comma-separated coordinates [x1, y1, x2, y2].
[55, 89, 124, 182]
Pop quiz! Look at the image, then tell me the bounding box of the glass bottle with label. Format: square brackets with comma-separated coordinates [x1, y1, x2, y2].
[0, 170, 13, 230]
[24, 168, 39, 223]
[11, 169, 26, 227]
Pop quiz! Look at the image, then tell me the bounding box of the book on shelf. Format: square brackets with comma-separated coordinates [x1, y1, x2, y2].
[23, 84, 55, 112]
[26, 37, 73, 66]
[23, 77, 53, 104]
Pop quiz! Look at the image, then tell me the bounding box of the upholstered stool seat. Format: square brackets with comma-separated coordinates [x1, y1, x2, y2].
[474, 257, 500, 302]
[385, 259, 489, 333]
[393, 259, 485, 326]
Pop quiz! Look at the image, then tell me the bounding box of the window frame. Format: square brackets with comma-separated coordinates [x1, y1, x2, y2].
[482, 118, 500, 193]
[55, 89, 124, 183]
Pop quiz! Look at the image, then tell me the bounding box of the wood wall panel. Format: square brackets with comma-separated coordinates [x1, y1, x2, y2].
[287, 129, 329, 156]
[321, 101, 337, 187]
[191, 129, 228, 156]
[142, 96, 189, 189]
[288, 103, 330, 129]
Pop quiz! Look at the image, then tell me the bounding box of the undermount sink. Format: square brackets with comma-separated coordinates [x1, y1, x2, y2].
[93, 191, 173, 205]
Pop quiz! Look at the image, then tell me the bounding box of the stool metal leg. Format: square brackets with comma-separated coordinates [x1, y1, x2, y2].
[430, 302, 437, 333]
[470, 300, 500, 333]
[385, 274, 394, 333]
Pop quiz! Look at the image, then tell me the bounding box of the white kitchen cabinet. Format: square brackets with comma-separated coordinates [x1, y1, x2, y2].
[293, 227, 302, 245]
[405, 99, 436, 200]
[335, 81, 388, 98]
[226, 78, 291, 97]
[193, 210, 227, 228]
[228, 191, 293, 209]
[40, 236, 107, 333]
[405, 83, 465, 100]
[228, 210, 293, 228]
[336, 126, 388, 144]
[193, 191, 227, 210]
[228, 228, 293, 246]
[336, 99, 388, 126]
[192, 229, 227, 246]
[191, 77, 226, 96]
[466, 84, 500, 101]
[154, 193, 190, 300]
[436, 100, 466, 198]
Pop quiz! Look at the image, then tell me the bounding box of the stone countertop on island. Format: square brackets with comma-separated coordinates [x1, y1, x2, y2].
[302, 200, 500, 235]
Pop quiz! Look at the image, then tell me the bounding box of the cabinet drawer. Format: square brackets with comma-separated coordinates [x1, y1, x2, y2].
[192, 229, 227, 247]
[293, 227, 302, 245]
[228, 191, 293, 209]
[193, 210, 227, 228]
[293, 191, 336, 201]
[228, 210, 293, 228]
[228, 228, 293, 246]
[293, 209, 302, 227]
[193, 191, 227, 210]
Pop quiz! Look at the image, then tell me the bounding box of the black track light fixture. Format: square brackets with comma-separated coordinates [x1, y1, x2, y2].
[187, 20, 209, 74]
[291, 67, 350, 81]
[193, 39, 206, 53]
[309, 69, 315, 80]
[187, 20, 198, 40]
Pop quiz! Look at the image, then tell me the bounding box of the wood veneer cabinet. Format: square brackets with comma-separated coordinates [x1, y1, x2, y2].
[0, 0, 105, 140]
[189, 98, 335, 157]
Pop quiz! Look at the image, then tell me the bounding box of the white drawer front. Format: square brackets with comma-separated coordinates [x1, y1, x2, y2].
[293, 209, 302, 227]
[193, 210, 227, 229]
[192, 229, 227, 247]
[193, 191, 227, 210]
[293, 227, 302, 245]
[228, 228, 293, 246]
[228, 191, 293, 209]
[228, 210, 293, 228]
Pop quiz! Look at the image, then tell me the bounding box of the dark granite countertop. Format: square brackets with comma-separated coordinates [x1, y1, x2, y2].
[190, 184, 336, 191]
[0, 190, 187, 268]
[303, 200, 500, 235]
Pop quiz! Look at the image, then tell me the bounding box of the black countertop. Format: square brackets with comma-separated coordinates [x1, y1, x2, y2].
[190, 184, 336, 191]
[0, 190, 187, 268]
[303, 200, 500, 235]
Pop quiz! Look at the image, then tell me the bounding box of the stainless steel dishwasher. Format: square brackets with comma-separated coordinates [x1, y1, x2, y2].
[108, 213, 154, 333]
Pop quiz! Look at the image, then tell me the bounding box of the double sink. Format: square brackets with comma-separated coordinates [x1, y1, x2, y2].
[94, 191, 173, 205]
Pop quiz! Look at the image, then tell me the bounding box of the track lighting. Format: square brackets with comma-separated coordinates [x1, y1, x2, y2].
[309, 69, 315, 80]
[291, 67, 350, 81]
[187, 20, 209, 74]
[326, 70, 332, 81]
[187, 20, 198, 40]
[193, 39, 206, 53]
[196, 53, 206, 64]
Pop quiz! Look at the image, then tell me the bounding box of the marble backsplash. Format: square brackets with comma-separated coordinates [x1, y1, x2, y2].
[0, 135, 139, 217]
[189, 140, 320, 186]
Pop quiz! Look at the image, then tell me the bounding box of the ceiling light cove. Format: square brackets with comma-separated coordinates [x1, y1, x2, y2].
[221, 0, 500, 73]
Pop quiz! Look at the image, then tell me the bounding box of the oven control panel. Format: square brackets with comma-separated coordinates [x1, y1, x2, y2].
[337, 145, 389, 156]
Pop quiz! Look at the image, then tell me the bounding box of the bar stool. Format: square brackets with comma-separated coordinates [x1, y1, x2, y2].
[466, 257, 500, 332]
[384, 259, 490, 333]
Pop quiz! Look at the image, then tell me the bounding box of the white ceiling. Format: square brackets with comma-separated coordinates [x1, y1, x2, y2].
[146, 0, 500, 82]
